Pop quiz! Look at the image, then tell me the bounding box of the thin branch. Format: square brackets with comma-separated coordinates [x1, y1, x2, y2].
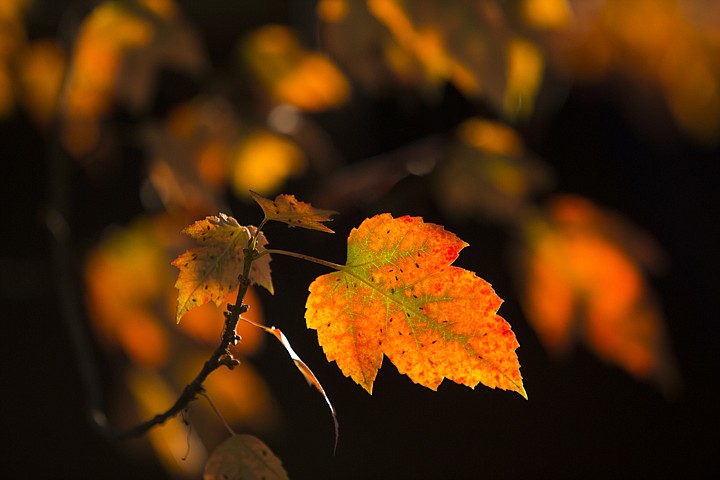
[109, 245, 257, 440]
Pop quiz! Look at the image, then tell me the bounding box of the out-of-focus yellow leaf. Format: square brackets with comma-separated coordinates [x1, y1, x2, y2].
[519, 195, 680, 394]
[231, 130, 306, 198]
[522, 0, 572, 29]
[436, 118, 553, 222]
[504, 37, 544, 119]
[242, 25, 350, 111]
[16, 40, 65, 126]
[127, 368, 207, 477]
[199, 359, 280, 433]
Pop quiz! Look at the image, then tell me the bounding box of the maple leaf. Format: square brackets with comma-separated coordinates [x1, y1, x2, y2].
[305, 214, 526, 397]
[172, 213, 272, 323]
[250, 191, 337, 233]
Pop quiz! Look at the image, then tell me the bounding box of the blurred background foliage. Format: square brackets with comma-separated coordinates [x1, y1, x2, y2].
[3, 0, 719, 478]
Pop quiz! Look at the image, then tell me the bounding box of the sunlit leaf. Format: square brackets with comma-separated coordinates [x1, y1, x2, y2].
[250, 191, 337, 233]
[172, 213, 273, 323]
[204, 434, 288, 480]
[519, 195, 680, 393]
[306, 214, 526, 397]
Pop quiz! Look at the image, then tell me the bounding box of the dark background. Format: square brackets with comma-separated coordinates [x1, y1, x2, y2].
[4, 2, 720, 479]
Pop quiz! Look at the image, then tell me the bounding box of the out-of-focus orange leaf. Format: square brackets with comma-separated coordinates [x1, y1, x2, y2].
[436, 118, 553, 222]
[0, 0, 30, 117]
[85, 216, 171, 367]
[146, 96, 239, 212]
[550, 0, 720, 144]
[321, 0, 553, 117]
[519, 195, 680, 393]
[306, 214, 526, 397]
[242, 25, 350, 112]
[16, 40, 65, 126]
[178, 286, 266, 357]
[172, 213, 273, 323]
[60, 0, 205, 157]
[231, 130, 306, 198]
[204, 434, 288, 480]
[250, 191, 337, 233]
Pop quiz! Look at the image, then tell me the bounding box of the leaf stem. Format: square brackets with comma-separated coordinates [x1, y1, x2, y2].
[264, 249, 345, 271]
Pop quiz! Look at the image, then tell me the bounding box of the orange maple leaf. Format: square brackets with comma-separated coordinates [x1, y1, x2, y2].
[306, 214, 526, 397]
[172, 213, 272, 323]
[250, 191, 337, 233]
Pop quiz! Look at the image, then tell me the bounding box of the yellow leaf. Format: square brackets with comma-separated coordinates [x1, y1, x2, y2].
[231, 130, 306, 197]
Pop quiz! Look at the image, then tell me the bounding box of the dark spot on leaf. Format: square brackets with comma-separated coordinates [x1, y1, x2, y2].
[184, 263, 188, 267]
[398, 331, 403, 336]
[405, 312, 410, 317]
[415, 262, 420, 268]
[379, 340, 382, 346]
[431, 340, 437, 344]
